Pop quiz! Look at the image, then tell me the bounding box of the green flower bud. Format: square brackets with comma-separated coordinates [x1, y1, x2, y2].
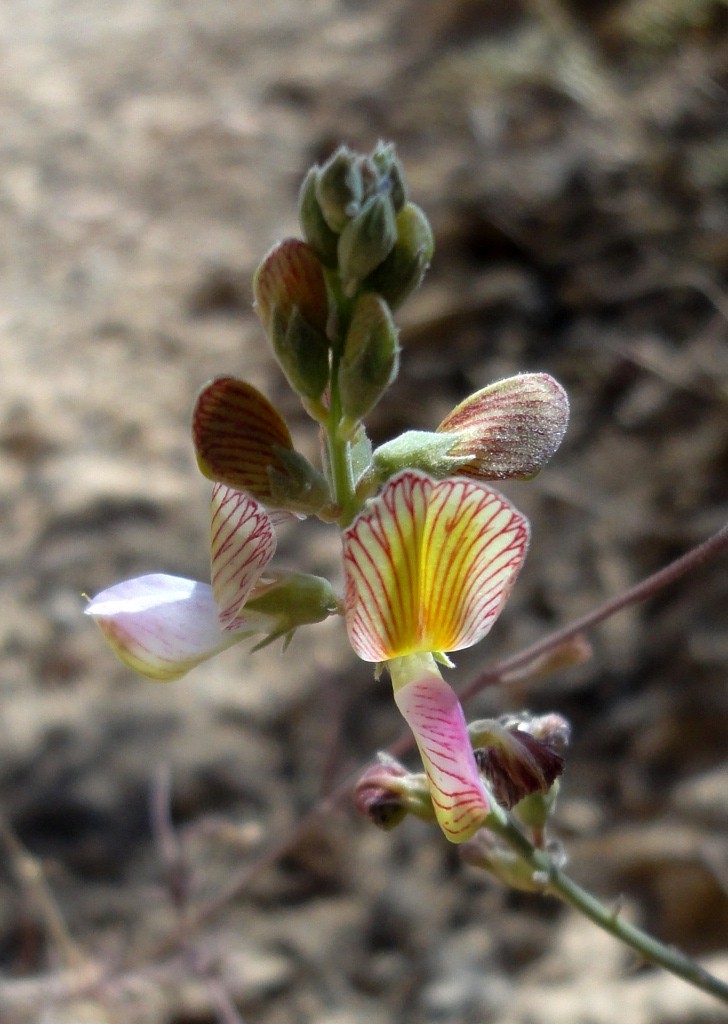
[244, 571, 340, 650]
[370, 140, 408, 212]
[270, 303, 330, 402]
[363, 202, 434, 310]
[372, 430, 473, 481]
[298, 167, 339, 267]
[315, 146, 365, 233]
[337, 194, 398, 296]
[338, 293, 399, 428]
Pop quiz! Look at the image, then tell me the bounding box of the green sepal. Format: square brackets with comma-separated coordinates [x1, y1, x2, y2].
[514, 783, 560, 831]
[372, 429, 473, 480]
[244, 572, 341, 650]
[270, 303, 330, 402]
[266, 446, 331, 516]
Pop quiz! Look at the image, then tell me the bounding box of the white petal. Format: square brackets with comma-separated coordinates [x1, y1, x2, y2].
[85, 573, 249, 681]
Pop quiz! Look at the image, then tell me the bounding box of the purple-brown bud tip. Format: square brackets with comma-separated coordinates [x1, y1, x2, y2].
[354, 757, 434, 831]
[470, 714, 569, 811]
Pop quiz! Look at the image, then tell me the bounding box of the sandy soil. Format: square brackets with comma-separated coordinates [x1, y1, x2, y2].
[1, 1, 728, 1021]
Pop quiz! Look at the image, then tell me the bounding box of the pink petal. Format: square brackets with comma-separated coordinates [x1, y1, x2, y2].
[85, 574, 248, 681]
[209, 484, 276, 630]
[343, 471, 529, 661]
[394, 672, 489, 842]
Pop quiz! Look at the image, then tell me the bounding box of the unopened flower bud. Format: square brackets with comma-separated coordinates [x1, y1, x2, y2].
[253, 239, 330, 400]
[460, 833, 544, 892]
[354, 756, 435, 831]
[370, 140, 408, 212]
[460, 831, 553, 893]
[338, 194, 398, 296]
[269, 303, 330, 402]
[254, 238, 329, 337]
[298, 167, 340, 267]
[470, 717, 566, 811]
[315, 146, 365, 233]
[338, 293, 399, 429]
[193, 376, 295, 505]
[437, 374, 569, 481]
[363, 202, 434, 310]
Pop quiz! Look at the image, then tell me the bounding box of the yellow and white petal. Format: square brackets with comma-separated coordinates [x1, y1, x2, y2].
[393, 670, 489, 842]
[343, 471, 528, 661]
[210, 484, 276, 630]
[437, 373, 569, 480]
[85, 574, 249, 682]
[343, 470, 429, 662]
[419, 476, 529, 653]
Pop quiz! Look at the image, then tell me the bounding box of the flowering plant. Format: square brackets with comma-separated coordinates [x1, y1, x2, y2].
[85, 144, 728, 1002]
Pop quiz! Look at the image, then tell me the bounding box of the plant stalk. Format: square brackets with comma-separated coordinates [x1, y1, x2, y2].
[487, 810, 728, 1005]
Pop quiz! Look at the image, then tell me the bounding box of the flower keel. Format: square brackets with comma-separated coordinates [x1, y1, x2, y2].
[390, 658, 490, 843]
[84, 574, 249, 682]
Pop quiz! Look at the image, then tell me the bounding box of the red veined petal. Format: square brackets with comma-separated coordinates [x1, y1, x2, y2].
[343, 471, 529, 661]
[437, 373, 569, 480]
[343, 470, 428, 661]
[192, 376, 293, 502]
[209, 484, 276, 630]
[394, 671, 489, 842]
[419, 476, 529, 653]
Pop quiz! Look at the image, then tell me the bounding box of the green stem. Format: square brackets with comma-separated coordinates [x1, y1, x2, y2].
[487, 810, 728, 1004]
[324, 272, 360, 527]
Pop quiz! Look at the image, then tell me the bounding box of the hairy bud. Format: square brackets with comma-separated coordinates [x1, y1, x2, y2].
[338, 293, 399, 428]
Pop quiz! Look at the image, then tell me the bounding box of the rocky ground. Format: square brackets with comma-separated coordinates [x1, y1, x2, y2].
[1, 1, 728, 1021]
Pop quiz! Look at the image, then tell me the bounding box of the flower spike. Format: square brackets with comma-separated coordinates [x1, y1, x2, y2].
[343, 471, 529, 662]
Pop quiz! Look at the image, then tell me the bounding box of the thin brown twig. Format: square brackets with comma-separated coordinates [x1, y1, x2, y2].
[459, 519, 728, 703]
[0, 814, 87, 970]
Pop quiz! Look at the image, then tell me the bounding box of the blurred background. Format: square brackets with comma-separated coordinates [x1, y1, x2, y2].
[1, 1, 728, 1021]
